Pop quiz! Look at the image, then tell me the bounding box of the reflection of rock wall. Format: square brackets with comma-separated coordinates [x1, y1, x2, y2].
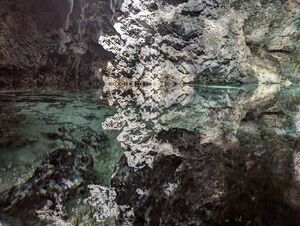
[100, 83, 300, 225]
[112, 128, 299, 226]
[0, 0, 114, 90]
[0, 104, 17, 148]
[102, 83, 279, 153]
[102, 84, 196, 150]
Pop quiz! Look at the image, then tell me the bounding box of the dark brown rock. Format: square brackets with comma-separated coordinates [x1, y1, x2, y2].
[0, 148, 94, 224]
[0, 0, 115, 90]
[112, 128, 300, 226]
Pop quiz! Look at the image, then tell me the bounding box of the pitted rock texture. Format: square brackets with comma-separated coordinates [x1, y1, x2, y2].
[112, 128, 300, 226]
[0, 0, 114, 90]
[101, 80, 300, 225]
[1, 0, 299, 89]
[0, 103, 18, 148]
[100, 0, 247, 85]
[100, 0, 300, 85]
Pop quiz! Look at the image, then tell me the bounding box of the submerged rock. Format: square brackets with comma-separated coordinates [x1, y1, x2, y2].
[112, 128, 300, 226]
[0, 90, 123, 225]
[0, 103, 18, 148]
[0, 148, 93, 225]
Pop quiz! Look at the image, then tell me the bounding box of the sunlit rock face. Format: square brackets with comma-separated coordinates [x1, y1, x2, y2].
[0, 0, 114, 90]
[102, 82, 282, 153]
[240, 0, 300, 82]
[99, 0, 300, 85]
[1, 0, 300, 225]
[100, 0, 251, 84]
[0, 0, 298, 89]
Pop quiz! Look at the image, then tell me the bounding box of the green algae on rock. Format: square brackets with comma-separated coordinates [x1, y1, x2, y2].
[0, 90, 122, 225]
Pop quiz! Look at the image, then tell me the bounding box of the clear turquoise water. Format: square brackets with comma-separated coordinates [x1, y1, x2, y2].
[1, 84, 300, 225]
[0, 90, 122, 191]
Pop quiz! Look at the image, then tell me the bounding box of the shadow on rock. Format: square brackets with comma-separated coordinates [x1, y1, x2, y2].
[112, 128, 300, 226]
[0, 148, 94, 225]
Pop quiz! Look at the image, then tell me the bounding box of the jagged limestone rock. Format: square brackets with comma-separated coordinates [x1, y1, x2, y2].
[99, 0, 300, 85]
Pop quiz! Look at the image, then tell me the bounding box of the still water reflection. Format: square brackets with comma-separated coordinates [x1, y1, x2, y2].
[1, 84, 300, 225]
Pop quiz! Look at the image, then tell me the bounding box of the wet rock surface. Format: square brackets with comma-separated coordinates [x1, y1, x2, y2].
[1, 0, 300, 225]
[98, 82, 300, 225]
[0, 90, 122, 225]
[1, 84, 300, 225]
[0, 103, 18, 148]
[0, 148, 93, 225]
[112, 128, 300, 226]
[0, 0, 299, 87]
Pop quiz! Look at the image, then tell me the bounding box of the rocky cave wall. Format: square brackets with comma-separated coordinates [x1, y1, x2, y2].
[0, 0, 115, 90]
[0, 0, 299, 90]
[100, 0, 300, 86]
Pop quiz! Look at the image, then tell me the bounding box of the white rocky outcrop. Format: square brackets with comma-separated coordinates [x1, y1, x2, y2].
[99, 0, 254, 85]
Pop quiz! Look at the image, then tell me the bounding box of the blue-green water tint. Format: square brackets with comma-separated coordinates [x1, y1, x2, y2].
[100, 83, 300, 225]
[1, 85, 300, 225]
[0, 90, 122, 192]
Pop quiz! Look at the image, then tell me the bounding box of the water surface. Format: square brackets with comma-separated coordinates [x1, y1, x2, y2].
[1, 84, 300, 225]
